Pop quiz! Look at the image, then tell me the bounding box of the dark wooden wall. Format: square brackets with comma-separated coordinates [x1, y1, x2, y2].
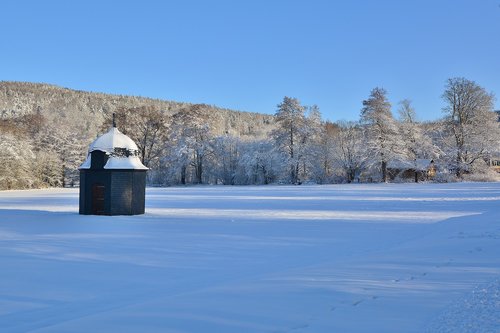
[79, 169, 146, 215]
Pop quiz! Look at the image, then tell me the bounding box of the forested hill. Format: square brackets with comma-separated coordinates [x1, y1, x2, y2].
[0, 81, 275, 189]
[0, 81, 273, 139]
[0, 81, 184, 117]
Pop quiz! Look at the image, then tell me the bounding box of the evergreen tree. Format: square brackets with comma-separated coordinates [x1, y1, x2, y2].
[273, 96, 306, 184]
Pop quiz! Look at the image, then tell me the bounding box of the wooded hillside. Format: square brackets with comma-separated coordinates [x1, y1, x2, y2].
[0, 81, 274, 188]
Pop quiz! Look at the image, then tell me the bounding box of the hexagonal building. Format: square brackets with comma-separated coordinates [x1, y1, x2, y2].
[79, 121, 148, 215]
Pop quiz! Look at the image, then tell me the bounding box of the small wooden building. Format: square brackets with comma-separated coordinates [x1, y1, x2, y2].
[387, 159, 436, 182]
[79, 123, 148, 215]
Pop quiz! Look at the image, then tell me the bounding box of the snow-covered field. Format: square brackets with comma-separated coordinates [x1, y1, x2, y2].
[0, 183, 499, 333]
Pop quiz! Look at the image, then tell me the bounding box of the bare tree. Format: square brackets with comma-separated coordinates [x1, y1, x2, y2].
[238, 140, 280, 185]
[211, 135, 241, 185]
[170, 104, 215, 184]
[103, 106, 169, 168]
[333, 120, 365, 183]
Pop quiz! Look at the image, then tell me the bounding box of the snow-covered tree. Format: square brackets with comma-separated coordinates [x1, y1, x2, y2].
[3, 109, 86, 188]
[332, 120, 365, 183]
[170, 104, 215, 184]
[441, 77, 499, 177]
[0, 132, 37, 190]
[397, 99, 437, 182]
[360, 87, 402, 182]
[239, 140, 281, 185]
[211, 135, 241, 185]
[272, 96, 306, 184]
[309, 121, 336, 183]
[298, 105, 324, 183]
[39, 120, 87, 187]
[34, 150, 63, 187]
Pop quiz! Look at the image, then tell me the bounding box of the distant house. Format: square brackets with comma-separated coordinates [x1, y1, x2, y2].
[488, 111, 500, 172]
[491, 160, 500, 173]
[488, 153, 500, 173]
[387, 159, 436, 182]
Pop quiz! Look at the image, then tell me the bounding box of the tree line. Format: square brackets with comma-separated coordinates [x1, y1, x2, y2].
[0, 77, 499, 190]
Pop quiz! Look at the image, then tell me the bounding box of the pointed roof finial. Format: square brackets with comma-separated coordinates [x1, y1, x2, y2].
[112, 113, 116, 128]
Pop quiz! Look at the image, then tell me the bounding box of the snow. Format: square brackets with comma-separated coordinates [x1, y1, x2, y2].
[89, 127, 139, 153]
[104, 156, 148, 170]
[79, 155, 148, 170]
[0, 183, 499, 332]
[387, 158, 433, 171]
[79, 127, 148, 170]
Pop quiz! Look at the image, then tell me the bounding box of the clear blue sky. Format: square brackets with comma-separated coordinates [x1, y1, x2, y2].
[1, 0, 499, 122]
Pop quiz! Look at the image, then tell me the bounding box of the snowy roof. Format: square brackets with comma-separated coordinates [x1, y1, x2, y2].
[79, 155, 91, 169]
[104, 156, 148, 170]
[79, 154, 148, 170]
[89, 127, 139, 154]
[388, 159, 433, 171]
[79, 126, 148, 170]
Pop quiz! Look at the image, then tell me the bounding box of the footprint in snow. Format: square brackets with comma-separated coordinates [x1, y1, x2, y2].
[290, 323, 309, 331]
[436, 259, 453, 268]
[352, 299, 363, 306]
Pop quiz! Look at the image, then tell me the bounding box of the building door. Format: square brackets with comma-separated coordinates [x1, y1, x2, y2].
[92, 184, 106, 215]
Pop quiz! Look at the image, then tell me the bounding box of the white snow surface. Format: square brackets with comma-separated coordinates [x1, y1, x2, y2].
[89, 127, 139, 153]
[0, 183, 499, 332]
[79, 155, 148, 170]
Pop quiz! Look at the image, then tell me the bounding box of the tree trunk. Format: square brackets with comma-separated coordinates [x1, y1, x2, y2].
[195, 153, 203, 184]
[456, 150, 462, 178]
[381, 160, 387, 183]
[180, 165, 186, 185]
[295, 162, 300, 184]
[348, 169, 355, 183]
[414, 159, 418, 183]
[61, 158, 66, 188]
